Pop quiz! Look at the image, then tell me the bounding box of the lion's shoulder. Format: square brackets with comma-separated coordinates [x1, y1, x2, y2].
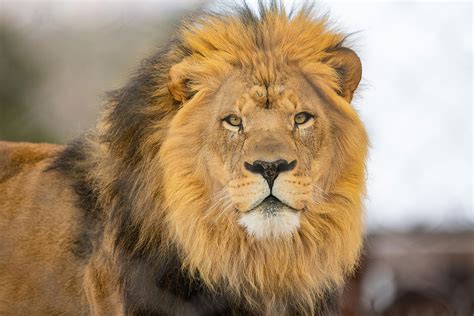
[0, 141, 63, 182]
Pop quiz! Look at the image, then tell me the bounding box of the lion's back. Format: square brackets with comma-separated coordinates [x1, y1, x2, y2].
[0, 141, 62, 181]
[0, 141, 88, 314]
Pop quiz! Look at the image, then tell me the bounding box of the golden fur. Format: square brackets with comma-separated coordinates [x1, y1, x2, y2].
[0, 3, 368, 315]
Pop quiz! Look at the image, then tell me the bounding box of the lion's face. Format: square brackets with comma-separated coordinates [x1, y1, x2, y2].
[162, 68, 347, 239]
[208, 71, 336, 239]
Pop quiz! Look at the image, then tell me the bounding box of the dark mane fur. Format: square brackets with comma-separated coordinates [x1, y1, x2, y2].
[47, 139, 102, 260]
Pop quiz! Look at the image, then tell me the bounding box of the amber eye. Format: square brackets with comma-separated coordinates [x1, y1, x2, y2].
[223, 114, 242, 127]
[294, 112, 314, 125]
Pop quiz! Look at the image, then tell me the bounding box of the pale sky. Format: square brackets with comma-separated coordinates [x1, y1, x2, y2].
[319, 2, 472, 229]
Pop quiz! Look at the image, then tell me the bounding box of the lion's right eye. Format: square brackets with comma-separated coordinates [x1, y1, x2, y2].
[223, 114, 242, 128]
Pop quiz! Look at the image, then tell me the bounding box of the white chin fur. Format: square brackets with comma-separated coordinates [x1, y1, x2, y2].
[238, 210, 300, 239]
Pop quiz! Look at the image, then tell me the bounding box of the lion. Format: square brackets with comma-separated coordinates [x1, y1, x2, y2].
[0, 3, 368, 315]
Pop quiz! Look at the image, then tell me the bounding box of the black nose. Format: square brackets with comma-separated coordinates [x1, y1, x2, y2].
[244, 159, 297, 188]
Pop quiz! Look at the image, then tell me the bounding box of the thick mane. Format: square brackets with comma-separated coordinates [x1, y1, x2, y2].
[65, 2, 368, 314]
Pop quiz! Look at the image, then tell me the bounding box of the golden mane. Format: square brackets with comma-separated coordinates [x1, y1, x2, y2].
[80, 3, 369, 315]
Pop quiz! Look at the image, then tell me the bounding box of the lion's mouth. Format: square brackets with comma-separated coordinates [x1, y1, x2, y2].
[239, 195, 302, 238]
[253, 195, 299, 215]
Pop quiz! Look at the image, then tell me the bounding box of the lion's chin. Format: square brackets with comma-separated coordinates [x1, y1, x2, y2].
[238, 196, 301, 239]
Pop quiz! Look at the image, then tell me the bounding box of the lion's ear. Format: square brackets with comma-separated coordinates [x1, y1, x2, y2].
[325, 47, 362, 102]
[168, 58, 193, 102]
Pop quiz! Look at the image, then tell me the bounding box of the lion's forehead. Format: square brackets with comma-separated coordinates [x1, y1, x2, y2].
[233, 84, 300, 113]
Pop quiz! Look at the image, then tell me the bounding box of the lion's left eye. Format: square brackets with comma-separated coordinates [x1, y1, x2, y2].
[294, 112, 314, 125]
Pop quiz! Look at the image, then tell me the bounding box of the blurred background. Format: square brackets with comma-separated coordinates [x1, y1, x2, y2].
[0, 0, 472, 314]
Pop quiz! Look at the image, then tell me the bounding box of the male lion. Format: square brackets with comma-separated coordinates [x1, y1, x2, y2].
[0, 3, 368, 315]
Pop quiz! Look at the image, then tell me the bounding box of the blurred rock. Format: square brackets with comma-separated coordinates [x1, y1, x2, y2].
[343, 229, 474, 316]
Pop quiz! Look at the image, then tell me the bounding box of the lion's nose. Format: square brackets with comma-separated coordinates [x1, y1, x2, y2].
[244, 159, 297, 188]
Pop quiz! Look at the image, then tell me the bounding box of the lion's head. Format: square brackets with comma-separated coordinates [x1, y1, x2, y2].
[95, 3, 368, 314]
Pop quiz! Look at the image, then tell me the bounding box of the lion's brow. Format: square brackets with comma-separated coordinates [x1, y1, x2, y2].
[299, 71, 353, 123]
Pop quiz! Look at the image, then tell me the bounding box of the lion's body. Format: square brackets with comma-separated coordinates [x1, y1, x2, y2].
[0, 142, 87, 314]
[0, 3, 368, 315]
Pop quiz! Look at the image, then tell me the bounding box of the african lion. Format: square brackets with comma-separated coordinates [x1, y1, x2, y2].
[0, 3, 368, 315]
